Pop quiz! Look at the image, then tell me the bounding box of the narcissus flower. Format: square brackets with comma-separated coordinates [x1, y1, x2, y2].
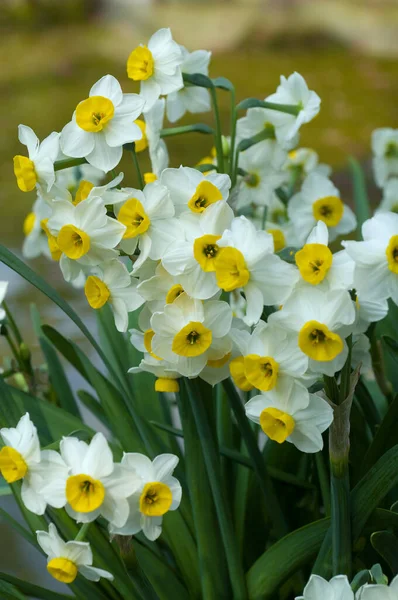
[129, 355, 180, 393]
[0, 413, 68, 515]
[137, 262, 187, 313]
[42, 433, 140, 527]
[283, 147, 331, 179]
[37, 524, 113, 584]
[214, 216, 299, 325]
[294, 220, 354, 291]
[151, 294, 232, 377]
[270, 286, 355, 376]
[166, 46, 211, 122]
[357, 575, 398, 599]
[263, 72, 321, 144]
[160, 166, 231, 217]
[22, 195, 52, 260]
[47, 196, 126, 283]
[343, 212, 398, 305]
[245, 377, 333, 453]
[110, 453, 182, 541]
[116, 182, 183, 271]
[377, 178, 398, 214]
[295, 575, 353, 600]
[372, 127, 398, 188]
[288, 173, 356, 245]
[13, 125, 59, 193]
[61, 75, 145, 172]
[84, 259, 144, 332]
[127, 28, 183, 111]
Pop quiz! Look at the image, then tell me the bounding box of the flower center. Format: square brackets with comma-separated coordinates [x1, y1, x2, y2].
[23, 212, 36, 236]
[0, 446, 28, 483]
[84, 276, 110, 309]
[155, 378, 180, 393]
[172, 321, 213, 357]
[127, 46, 154, 81]
[73, 180, 94, 205]
[229, 357, 254, 392]
[312, 196, 344, 227]
[267, 228, 286, 252]
[243, 354, 279, 392]
[295, 243, 333, 284]
[75, 96, 115, 132]
[41, 219, 62, 261]
[259, 407, 295, 444]
[193, 234, 221, 272]
[166, 284, 185, 304]
[386, 234, 398, 274]
[214, 247, 250, 292]
[47, 558, 78, 584]
[188, 181, 223, 214]
[13, 155, 37, 192]
[66, 473, 105, 513]
[144, 329, 163, 360]
[57, 224, 91, 260]
[298, 320, 343, 361]
[385, 141, 398, 158]
[139, 481, 172, 516]
[245, 172, 260, 188]
[134, 119, 148, 153]
[118, 198, 151, 239]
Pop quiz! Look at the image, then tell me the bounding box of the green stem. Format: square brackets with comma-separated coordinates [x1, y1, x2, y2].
[229, 86, 237, 181]
[128, 144, 144, 190]
[3, 302, 23, 345]
[184, 379, 247, 599]
[261, 205, 268, 230]
[160, 124, 213, 137]
[74, 522, 91, 542]
[330, 458, 351, 577]
[209, 87, 225, 173]
[2, 327, 24, 372]
[54, 157, 87, 172]
[315, 451, 331, 516]
[223, 378, 288, 538]
[369, 330, 394, 403]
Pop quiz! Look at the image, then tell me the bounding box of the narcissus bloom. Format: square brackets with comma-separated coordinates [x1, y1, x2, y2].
[283, 147, 331, 179]
[111, 453, 182, 541]
[166, 46, 212, 122]
[22, 195, 52, 260]
[129, 355, 180, 393]
[289, 173, 356, 245]
[295, 575, 353, 600]
[43, 432, 140, 527]
[61, 75, 145, 172]
[377, 178, 398, 214]
[160, 166, 231, 217]
[137, 262, 187, 313]
[245, 377, 333, 453]
[13, 125, 59, 193]
[343, 212, 398, 305]
[356, 575, 398, 599]
[37, 524, 113, 584]
[0, 413, 68, 515]
[47, 196, 126, 283]
[84, 259, 144, 332]
[270, 286, 355, 376]
[214, 216, 299, 325]
[116, 182, 183, 271]
[151, 294, 232, 377]
[372, 127, 398, 188]
[127, 28, 183, 111]
[294, 220, 354, 291]
[263, 72, 321, 144]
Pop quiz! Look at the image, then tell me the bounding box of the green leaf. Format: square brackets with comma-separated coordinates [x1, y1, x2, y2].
[212, 76, 234, 91]
[0, 574, 71, 600]
[361, 392, 398, 475]
[246, 518, 330, 599]
[277, 246, 299, 264]
[0, 580, 27, 600]
[160, 123, 214, 137]
[0, 506, 37, 547]
[350, 570, 371, 592]
[182, 72, 214, 89]
[349, 157, 370, 237]
[195, 163, 217, 173]
[371, 531, 398, 575]
[77, 389, 108, 427]
[236, 128, 275, 153]
[236, 97, 300, 115]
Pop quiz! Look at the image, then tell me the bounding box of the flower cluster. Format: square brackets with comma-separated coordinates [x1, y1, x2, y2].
[297, 574, 398, 599]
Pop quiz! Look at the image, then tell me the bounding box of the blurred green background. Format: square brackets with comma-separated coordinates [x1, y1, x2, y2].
[0, 0, 398, 592]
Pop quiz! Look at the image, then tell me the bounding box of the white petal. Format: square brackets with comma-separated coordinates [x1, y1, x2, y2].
[82, 432, 113, 479]
[152, 454, 179, 480]
[60, 121, 95, 158]
[90, 75, 123, 106]
[87, 135, 122, 172]
[79, 565, 114, 582]
[18, 124, 39, 158]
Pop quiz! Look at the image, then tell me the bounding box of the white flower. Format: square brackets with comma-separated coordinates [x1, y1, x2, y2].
[137, 262, 187, 313]
[372, 128, 398, 187]
[84, 259, 144, 332]
[245, 377, 333, 453]
[289, 173, 357, 245]
[61, 75, 145, 172]
[237, 107, 298, 151]
[115, 181, 184, 271]
[353, 296, 389, 335]
[352, 333, 372, 373]
[356, 576, 398, 599]
[37, 524, 113, 584]
[129, 355, 180, 393]
[47, 196, 126, 283]
[53, 172, 125, 207]
[295, 574, 354, 600]
[269, 286, 356, 376]
[160, 166, 231, 217]
[22, 195, 52, 260]
[343, 212, 398, 305]
[166, 46, 211, 122]
[127, 28, 183, 111]
[294, 220, 355, 291]
[13, 125, 59, 193]
[162, 200, 234, 300]
[284, 147, 331, 178]
[41, 162, 105, 204]
[151, 294, 232, 378]
[110, 453, 182, 541]
[377, 177, 398, 214]
[230, 320, 308, 392]
[0, 413, 68, 515]
[236, 142, 287, 210]
[263, 72, 321, 144]
[0, 281, 8, 321]
[214, 216, 299, 325]
[42, 432, 141, 527]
